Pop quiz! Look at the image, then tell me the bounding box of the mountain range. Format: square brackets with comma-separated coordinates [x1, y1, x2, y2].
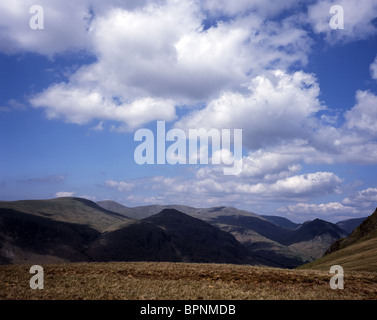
[0, 197, 370, 268]
[97, 200, 352, 267]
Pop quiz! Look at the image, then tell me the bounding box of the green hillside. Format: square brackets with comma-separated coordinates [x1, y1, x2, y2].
[0, 197, 130, 232]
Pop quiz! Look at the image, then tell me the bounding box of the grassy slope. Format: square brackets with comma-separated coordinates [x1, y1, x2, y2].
[299, 209, 377, 272]
[297, 236, 377, 272]
[1, 261, 376, 300]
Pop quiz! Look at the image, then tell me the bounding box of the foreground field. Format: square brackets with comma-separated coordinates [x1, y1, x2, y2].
[0, 262, 376, 300]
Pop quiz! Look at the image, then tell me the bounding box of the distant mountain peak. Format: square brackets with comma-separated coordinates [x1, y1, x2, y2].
[148, 208, 196, 220]
[154, 208, 186, 215]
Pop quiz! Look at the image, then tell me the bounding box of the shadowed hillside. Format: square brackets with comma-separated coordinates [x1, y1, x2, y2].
[336, 217, 368, 234]
[0, 208, 99, 264]
[261, 215, 301, 229]
[86, 209, 265, 265]
[0, 198, 131, 264]
[299, 208, 377, 272]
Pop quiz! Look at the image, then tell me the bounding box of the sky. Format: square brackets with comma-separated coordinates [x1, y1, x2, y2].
[1, 0, 377, 223]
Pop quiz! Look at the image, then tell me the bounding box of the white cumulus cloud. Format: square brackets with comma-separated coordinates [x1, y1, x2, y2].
[308, 0, 377, 42]
[371, 56, 377, 80]
[344, 90, 377, 136]
[342, 188, 377, 207]
[105, 180, 135, 192]
[278, 186, 377, 222]
[28, 0, 312, 130]
[176, 70, 322, 150]
[55, 191, 76, 197]
[30, 83, 176, 131]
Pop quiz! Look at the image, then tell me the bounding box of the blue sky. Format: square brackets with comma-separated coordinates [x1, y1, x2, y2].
[1, 0, 377, 222]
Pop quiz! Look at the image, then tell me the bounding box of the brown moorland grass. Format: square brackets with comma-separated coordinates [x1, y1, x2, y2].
[0, 261, 376, 300]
